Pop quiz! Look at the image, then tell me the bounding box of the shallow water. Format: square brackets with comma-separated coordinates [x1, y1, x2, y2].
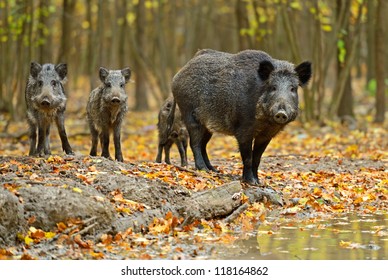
[217, 213, 388, 260]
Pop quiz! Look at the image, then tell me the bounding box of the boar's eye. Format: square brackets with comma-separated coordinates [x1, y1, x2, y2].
[105, 82, 112, 88]
[37, 80, 43, 87]
[290, 86, 297, 93]
[51, 80, 57, 87]
[271, 85, 277, 92]
[120, 83, 125, 88]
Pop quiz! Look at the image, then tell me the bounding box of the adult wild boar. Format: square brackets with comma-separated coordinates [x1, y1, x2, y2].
[172, 49, 312, 185]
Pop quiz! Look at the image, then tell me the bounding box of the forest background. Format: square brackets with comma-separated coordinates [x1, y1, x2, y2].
[0, 0, 387, 125]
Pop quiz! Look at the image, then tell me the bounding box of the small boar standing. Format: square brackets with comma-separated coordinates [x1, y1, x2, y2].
[172, 49, 312, 185]
[156, 97, 188, 166]
[25, 62, 73, 156]
[87, 67, 131, 162]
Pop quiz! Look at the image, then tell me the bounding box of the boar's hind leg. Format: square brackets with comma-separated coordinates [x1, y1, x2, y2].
[186, 122, 209, 171]
[201, 130, 216, 171]
[56, 113, 74, 155]
[252, 139, 270, 184]
[164, 140, 173, 164]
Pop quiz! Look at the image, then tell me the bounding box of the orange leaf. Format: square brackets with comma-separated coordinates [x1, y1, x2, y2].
[73, 235, 91, 249]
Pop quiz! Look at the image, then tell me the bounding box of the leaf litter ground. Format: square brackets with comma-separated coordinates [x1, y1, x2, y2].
[0, 109, 387, 259]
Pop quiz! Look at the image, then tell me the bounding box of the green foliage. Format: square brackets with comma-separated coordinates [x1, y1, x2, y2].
[337, 39, 346, 64]
[367, 79, 376, 96]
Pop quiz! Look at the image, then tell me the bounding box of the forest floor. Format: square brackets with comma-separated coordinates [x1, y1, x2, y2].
[0, 108, 387, 260]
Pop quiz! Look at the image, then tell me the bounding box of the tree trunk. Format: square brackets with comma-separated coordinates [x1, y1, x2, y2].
[57, 0, 75, 64]
[117, 0, 128, 69]
[38, 0, 53, 63]
[134, 0, 149, 111]
[329, 0, 364, 117]
[374, 0, 386, 123]
[337, 16, 354, 118]
[236, 0, 251, 50]
[0, 1, 11, 113]
[366, 0, 376, 83]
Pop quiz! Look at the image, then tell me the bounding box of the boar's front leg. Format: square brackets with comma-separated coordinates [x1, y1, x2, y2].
[36, 122, 48, 156]
[113, 122, 123, 162]
[100, 128, 111, 159]
[237, 136, 258, 185]
[177, 140, 188, 167]
[155, 142, 164, 163]
[252, 139, 270, 184]
[163, 140, 173, 164]
[27, 121, 37, 156]
[44, 125, 51, 155]
[56, 112, 73, 155]
[89, 121, 99, 157]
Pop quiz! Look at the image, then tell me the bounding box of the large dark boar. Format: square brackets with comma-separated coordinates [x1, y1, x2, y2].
[172, 49, 312, 185]
[155, 97, 188, 166]
[25, 62, 73, 156]
[87, 67, 131, 162]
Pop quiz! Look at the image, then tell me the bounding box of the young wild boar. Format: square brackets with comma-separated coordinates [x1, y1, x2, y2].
[155, 97, 188, 166]
[25, 62, 73, 156]
[87, 67, 131, 162]
[172, 49, 312, 185]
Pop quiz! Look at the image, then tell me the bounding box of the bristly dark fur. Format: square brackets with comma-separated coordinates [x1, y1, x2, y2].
[86, 67, 131, 162]
[172, 49, 312, 185]
[25, 62, 73, 156]
[155, 96, 188, 167]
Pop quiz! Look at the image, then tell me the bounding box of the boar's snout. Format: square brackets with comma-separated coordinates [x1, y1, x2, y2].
[271, 101, 297, 124]
[111, 96, 121, 104]
[40, 98, 51, 107]
[274, 110, 288, 124]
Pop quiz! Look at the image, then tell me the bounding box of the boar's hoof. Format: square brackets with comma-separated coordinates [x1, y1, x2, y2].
[242, 177, 261, 186]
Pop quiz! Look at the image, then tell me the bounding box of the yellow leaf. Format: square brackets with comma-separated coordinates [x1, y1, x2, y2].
[321, 24, 332, 32]
[353, 196, 363, 204]
[24, 236, 34, 245]
[313, 187, 322, 196]
[290, 1, 302, 10]
[45, 232, 56, 239]
[339, 240, 351, 248]
[73, 187, 82, 193]
[298, 197, 308, 206]
[245, 211, 254, 218]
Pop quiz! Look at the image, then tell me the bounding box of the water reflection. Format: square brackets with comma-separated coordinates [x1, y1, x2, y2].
[218, 213, 388, 260]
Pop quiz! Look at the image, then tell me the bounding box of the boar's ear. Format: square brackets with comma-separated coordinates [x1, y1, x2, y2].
[258, 60, 274, 81]
[121, 67, 131, 83]
[295, 61, 312, 87]
[99, 67, 109, 83]
[30, 62, 42, 79]
[55, 63, 68, 80]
